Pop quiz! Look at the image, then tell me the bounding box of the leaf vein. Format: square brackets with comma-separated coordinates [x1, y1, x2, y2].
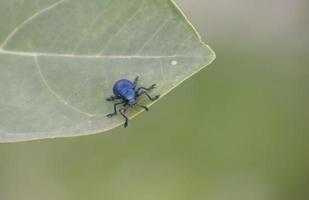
[0, 49, 204, 59]
[135, 16, 172, 55]
[34, 55, 95, 117]
[97, 1, 144, 55]
[0, 0, 67, 49]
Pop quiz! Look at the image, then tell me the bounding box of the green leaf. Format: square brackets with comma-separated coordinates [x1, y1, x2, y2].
[0, 0, 215, 142]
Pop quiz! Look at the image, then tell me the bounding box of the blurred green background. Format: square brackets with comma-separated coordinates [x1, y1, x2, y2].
[1, 0, 309, 199]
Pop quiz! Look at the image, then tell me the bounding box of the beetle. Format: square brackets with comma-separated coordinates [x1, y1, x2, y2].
[106, 76, 160, 128]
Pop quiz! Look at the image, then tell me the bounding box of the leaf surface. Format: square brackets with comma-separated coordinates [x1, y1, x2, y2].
[0, 0, 215, 142]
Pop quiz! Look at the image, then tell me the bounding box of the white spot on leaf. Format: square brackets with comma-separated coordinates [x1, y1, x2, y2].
[171, 60, 178, 65]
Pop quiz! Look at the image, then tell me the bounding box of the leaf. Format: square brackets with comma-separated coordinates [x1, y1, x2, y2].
[0, 0, 215, 142]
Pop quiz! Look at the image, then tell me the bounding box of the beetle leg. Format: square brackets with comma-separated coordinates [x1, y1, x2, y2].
[119, 105, 129, 128]
[136, 104, 149, 112]
[136, 84, 156, 93]
[137, 91, 160, 101]
[133, 76, 139, 88]
[106, 101, 125, 117]
[106, 95, 120, 101]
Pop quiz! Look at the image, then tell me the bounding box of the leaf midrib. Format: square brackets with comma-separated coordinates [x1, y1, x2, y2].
[0, 49, 206, 59]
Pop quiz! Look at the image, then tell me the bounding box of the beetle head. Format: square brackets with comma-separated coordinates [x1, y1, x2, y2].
[128, 99, 137, 107]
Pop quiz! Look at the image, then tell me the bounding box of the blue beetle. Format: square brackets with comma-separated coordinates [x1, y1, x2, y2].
[106, 76, 160, 128]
